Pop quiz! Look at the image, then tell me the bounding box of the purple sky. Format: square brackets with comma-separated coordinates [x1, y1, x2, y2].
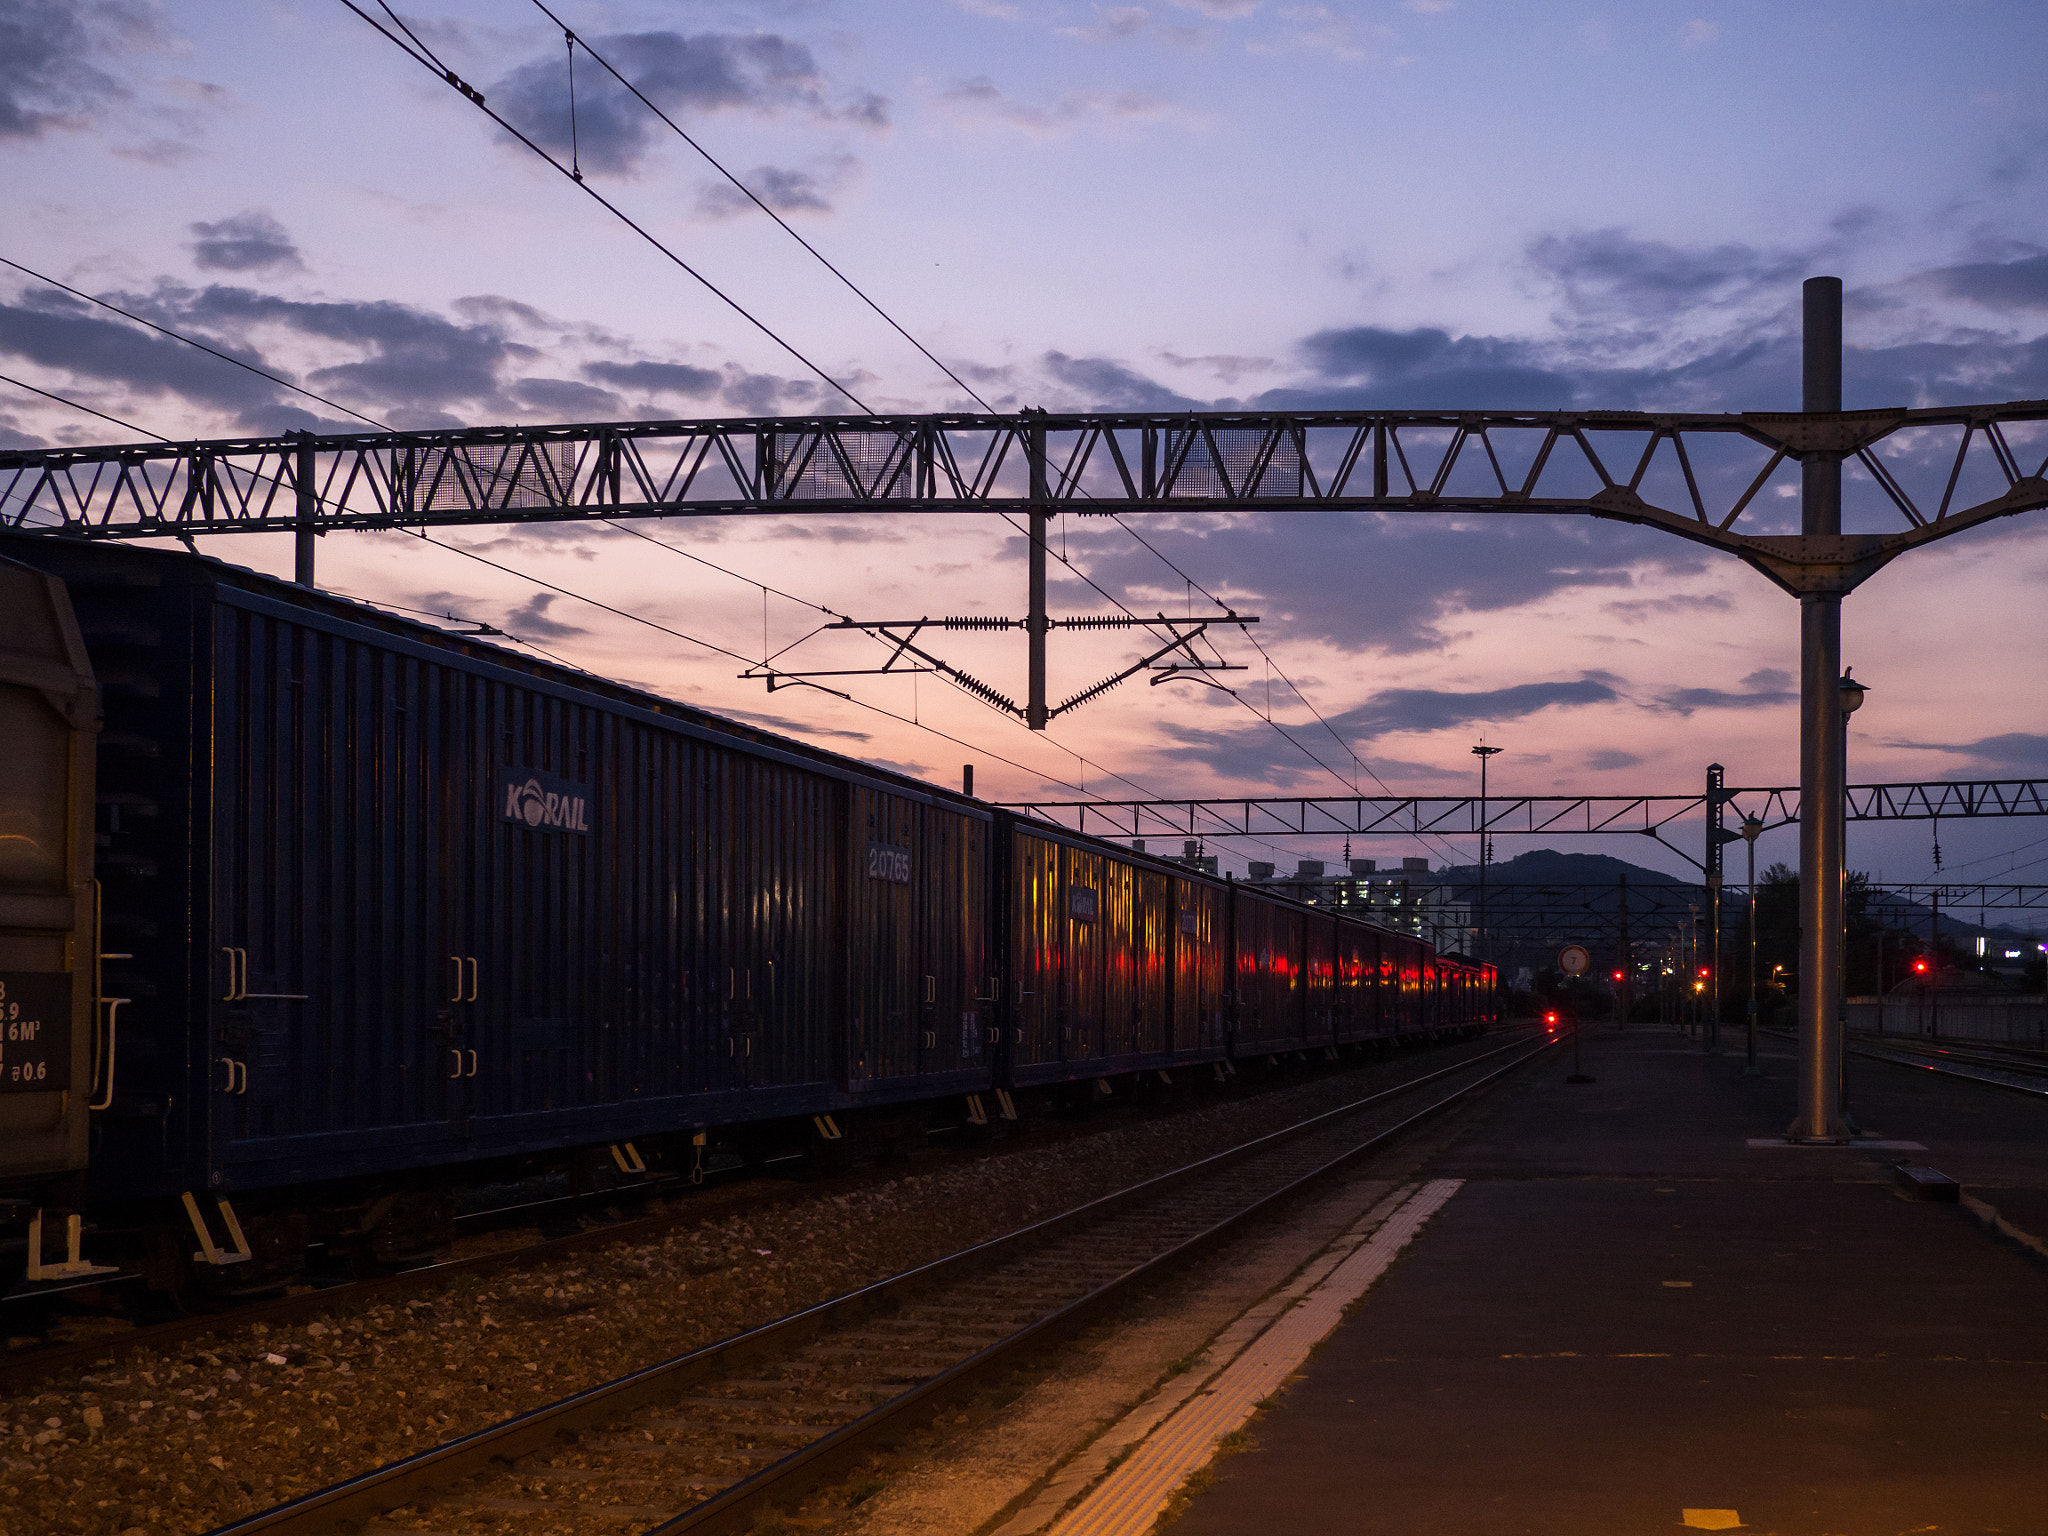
[5, 0, 2048, 894]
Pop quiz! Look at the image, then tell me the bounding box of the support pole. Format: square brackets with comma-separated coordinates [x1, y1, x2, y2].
[1027, 415, 1049, 731]
[293, 433, 317, 587]
[1706, 762, 1725, 1053]
[1790, 275, 1849, 1141]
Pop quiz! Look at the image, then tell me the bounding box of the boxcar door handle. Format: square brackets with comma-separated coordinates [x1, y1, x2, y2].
[465, 957, 479, 1003]
[218, 1056, 235, 1091]
[448, 956, 464, 1003]
[924, 976, 936, 1004]
[234, 1061, 247, 1096]
[449, 1049, 463, 1079]
[220, 947, 248, 1002]
[467, 1050, 478, 1078]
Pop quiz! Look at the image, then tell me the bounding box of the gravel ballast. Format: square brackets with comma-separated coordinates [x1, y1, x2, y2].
[0, 1041, 1507, 1536]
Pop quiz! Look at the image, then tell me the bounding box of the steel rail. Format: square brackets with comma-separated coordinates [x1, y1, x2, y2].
[200, 1031, 1552, 1536]
[1847, 1035, 2048, 1098]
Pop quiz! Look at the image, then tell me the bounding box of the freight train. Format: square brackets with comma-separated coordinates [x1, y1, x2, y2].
[0, 535, 1494, 1298]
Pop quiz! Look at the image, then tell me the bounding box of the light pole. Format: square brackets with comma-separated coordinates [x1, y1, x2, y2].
[1741, 816, 1764, 1076]
[1473, 741, 1502, 1001]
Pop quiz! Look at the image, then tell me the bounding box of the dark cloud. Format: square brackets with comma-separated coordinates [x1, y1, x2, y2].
[502, 592, 585, 640]
[1655, 666, 1798, 717]
[180, 285, 532, 420]
[583, 359, 723, 398]
[1924, 252, 2048, 313]
[188, 211, 305, 274]
[1042, 515, 1692, 655]
[489, 32, 882, 177]
[1527, 228, 1808, 321]
[1042, 351, 1200, 410]
[0, 0, 151, 140]
[1585, 749, 1642, 771]
[1891, 732, 2048, 776]
[0, 287, 287, 415]
[509, 376, 620, 418]
[1282, 326, 1583, 410]
[697, 162, 841, 220]
[720, 706, 872, 743]
[1337, 676, 1620, 740]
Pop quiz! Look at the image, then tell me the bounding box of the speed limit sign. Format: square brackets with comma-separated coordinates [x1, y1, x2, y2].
[1557, 944, 1591, 976]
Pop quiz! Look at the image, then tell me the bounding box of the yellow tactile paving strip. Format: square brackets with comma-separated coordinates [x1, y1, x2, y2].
[1043, 1179, 1463, 1536]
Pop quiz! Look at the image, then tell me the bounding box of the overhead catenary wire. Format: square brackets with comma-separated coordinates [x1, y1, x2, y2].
[523, 0, 997, 414]
[0, 255, 394, 431]
[338, 0, 872, 413]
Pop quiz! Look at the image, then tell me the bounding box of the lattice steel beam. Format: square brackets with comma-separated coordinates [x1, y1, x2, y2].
[1000, 778, 2048, 843]
[6, 402, 2047, 595]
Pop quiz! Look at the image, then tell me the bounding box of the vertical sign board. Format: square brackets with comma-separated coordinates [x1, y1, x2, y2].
[0, 972, 72, 1092]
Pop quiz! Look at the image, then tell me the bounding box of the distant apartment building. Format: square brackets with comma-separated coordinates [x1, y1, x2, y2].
[1130, 844, 1474, 956]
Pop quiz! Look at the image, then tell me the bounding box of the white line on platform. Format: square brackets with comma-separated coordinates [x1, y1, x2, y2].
[1039, 1179, 1463, 1536]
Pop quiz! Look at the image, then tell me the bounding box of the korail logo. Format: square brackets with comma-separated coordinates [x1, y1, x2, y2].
[501, 767, 592, 834]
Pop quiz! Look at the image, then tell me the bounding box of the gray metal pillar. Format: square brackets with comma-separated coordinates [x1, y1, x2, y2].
[293, 434, 317, 587]
[1790, 276, 1848, 1140]
[1705, 762, 1725, 1051]
[1026, 415, 1049, 731]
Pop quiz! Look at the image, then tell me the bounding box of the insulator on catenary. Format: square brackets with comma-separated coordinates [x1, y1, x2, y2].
[942, 616, 1016, 630]
[1055, 616, 1138, 629]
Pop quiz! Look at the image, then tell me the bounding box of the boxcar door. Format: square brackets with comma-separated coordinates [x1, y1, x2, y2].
[1009, 831, 1064, 1074]
[1062, 844, 1105, 1064]
[848, 788, 918, 1090]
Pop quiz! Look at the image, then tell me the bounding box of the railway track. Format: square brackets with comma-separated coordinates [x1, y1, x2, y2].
[3, 1036, 1501, 1390]
[202, 1032, 1553, 1536]
[1846, 1033, 2048, 1098]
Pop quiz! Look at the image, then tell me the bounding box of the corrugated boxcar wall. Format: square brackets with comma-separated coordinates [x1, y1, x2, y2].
[1172, 877, 1226, 1055]
[210, 601, 463, 1187]
[207, 592, 850, 1191]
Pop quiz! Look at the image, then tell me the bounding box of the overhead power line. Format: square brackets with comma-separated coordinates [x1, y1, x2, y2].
[523, 0, 996, 413]
[0, 254, 394, 431]
[337, 0, 871, 412]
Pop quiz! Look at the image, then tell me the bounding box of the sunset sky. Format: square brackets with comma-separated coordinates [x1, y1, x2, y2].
[5, 0, 2047, 894]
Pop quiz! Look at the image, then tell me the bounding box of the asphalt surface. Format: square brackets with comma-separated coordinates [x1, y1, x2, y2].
[1167, 1028, 2048, 1536]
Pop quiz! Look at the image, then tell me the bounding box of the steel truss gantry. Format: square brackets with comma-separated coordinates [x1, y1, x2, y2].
[6, 397, 2045, 595]
[10, 281, 2048, 1138]
[1000, 777, 2048, 864]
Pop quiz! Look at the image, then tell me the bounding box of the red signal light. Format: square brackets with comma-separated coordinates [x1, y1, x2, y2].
[1913, 958, 1929, 973]
[1697, 967, 1710, 978]
[1544, 1011, 1559, 1030]
[1612, 970, 1624, 982]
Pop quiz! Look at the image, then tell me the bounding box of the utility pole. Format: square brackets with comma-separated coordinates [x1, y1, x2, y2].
[1705, 762, 1728, 1053]
[1791, 277, 1853, 1141]
[1473, 741, 1502, 984]
[1617, 872, 1631, 1029]
[1741, 816, 1763, 1076]
[1026, 412, 1049, 731]
[293, 431, 318, 586]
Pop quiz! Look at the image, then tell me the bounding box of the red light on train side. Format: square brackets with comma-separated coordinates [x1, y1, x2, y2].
[1544, 1011, 1559, 1030]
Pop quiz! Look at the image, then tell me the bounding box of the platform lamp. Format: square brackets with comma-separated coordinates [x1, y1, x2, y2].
[1740, 816, 1765, 1076]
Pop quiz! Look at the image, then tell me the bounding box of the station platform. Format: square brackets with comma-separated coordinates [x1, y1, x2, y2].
[1165, 1028, 2048, 1536]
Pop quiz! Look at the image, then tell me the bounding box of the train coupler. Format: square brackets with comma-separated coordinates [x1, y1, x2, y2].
[24, 1211, 118, 1282]
[180, 1192, 254, 1267]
